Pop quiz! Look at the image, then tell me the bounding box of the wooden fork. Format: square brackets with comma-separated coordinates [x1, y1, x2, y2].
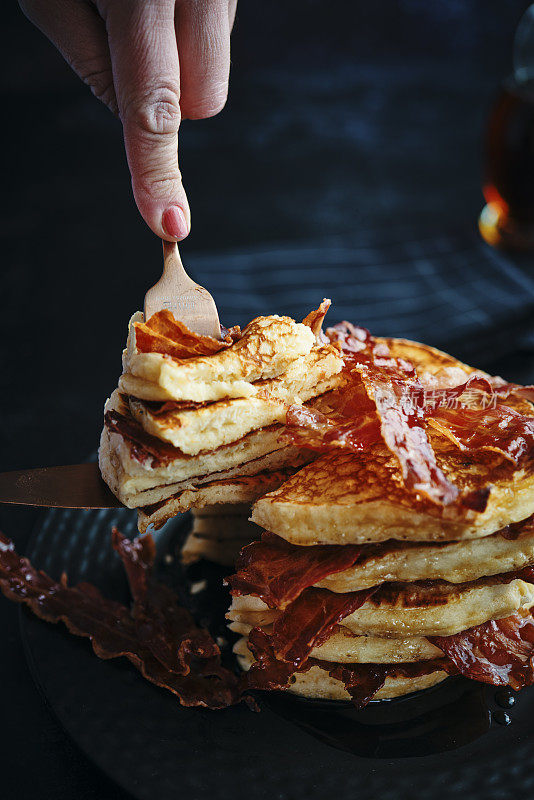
[144, 240, 222, 338]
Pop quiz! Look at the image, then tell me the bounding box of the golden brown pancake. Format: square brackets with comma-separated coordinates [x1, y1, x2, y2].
[314, 524, 534, 590]
[127, 345, 343, 455]
[251, 447, 534, 544]
[121, 312, 317, 402]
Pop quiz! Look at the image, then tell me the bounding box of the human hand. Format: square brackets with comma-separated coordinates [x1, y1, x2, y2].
[20, 0, 237, 240]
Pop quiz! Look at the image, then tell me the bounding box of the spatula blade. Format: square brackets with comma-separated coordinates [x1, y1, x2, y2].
[0, 463, 123, 509]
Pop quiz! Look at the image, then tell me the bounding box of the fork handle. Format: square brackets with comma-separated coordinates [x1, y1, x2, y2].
[162, 241, 195, 288]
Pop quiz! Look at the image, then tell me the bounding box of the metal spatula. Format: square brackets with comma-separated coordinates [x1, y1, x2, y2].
[0, 463, 122, 508]
[144, 241, 221, 338]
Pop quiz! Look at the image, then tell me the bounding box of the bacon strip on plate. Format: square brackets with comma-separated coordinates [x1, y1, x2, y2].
[112, 530, 227, 679]
[0, 531, 241, 709]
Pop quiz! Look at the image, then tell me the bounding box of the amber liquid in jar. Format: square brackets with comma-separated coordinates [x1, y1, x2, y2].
[479, 77, 534, 250]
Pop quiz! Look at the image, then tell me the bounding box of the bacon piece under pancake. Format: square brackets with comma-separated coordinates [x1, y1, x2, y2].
[501, 515, 534, 541]
[104, 409, 179, 467]
[245, 587, 375, 691]
[323, 657, 451, 708]
[430, 610, 534, 689]
[226, 532, 363, 609]
[135, 309, 240, 360]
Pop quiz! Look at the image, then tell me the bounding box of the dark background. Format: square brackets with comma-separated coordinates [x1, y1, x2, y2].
[1, 1, 534, 797]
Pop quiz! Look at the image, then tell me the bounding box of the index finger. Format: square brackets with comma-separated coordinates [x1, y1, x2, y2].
[101, 0, 190, 240]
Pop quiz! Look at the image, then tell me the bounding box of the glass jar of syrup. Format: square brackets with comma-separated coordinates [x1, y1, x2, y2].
[479, 6, 534, 250]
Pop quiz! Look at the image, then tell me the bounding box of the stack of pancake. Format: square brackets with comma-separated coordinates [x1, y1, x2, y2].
[227, 339, 534, 704]
[181, 505, 261, 567]
[99, 307, 344, 533]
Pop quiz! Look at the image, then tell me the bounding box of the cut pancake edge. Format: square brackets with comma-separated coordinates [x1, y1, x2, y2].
[99, 424, 312, 509]
[122, 311, 319, 402]
[127, 350, 344, 455]
[136, 470, 295, 533]
[103, 389, 292, 477]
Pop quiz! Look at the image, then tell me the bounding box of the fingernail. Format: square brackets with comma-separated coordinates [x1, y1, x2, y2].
[162, 206, 189, 239]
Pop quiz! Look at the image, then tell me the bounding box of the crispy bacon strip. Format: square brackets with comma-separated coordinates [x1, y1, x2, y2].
[112, 530, 226, 679]
[395, 371, 534, 464]
[246, 587, 375, 691]
[0, 532, 240, 709]
[142, 399, 208, 415]
[104, 409, 179, 467]
[355, 359, 458, 505]
[415, 373, 532, 407]
[285, 382, 380, 452]
[332, 327, 458, 504]
[302, 299, 331, 342]
[326, 321, 374, 354]
[430, 611, 534, 689]
[287, 322, 458, 505]
[135, 309, 240, 360]
[227, 532, 363, 610]
[489, 376, 534, 404]
[288, 320, 534, 503]
[428, 404, 534, 465]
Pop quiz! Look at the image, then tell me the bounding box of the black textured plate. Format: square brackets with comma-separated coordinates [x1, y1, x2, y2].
[20, 506, 534, 800]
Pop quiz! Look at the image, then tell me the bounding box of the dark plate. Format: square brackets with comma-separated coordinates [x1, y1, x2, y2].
[20, 506, 534, 800]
